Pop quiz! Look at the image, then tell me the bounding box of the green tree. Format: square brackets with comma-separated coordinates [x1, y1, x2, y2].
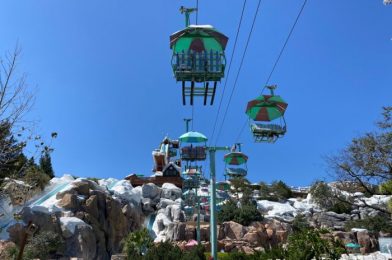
[271, 180, 292, 200]
[309, 181, 352, 214]
[230, 177, 252, 201]
[218, 200, 263, 226]
[39, 151, 54, 178]
[0, 121, 25, 182]
[23, 163, 50, 190]
[327, 107, 392, 214]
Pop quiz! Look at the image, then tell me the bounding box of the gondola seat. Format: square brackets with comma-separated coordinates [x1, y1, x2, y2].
[225, 167, 247, 177]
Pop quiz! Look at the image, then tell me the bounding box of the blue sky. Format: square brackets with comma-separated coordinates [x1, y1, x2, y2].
[0, 1, 390, 186]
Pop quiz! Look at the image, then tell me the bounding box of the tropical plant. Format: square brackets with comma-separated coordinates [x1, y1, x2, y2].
[286, 229, 345, 260]
[123, 228, 153, 259]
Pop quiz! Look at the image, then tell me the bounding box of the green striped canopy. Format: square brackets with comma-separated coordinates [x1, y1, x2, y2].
[224, 152, 248, 165]
[246, 95, 288, 121]
[179, 131, 208, 143]
[170, 26, 228, 53]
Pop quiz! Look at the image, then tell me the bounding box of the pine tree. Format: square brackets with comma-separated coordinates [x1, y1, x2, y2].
[39, 152, 54, 178]
[0, 121, 25, 182]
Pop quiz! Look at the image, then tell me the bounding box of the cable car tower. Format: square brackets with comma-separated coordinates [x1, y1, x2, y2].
[170, 6, 229, 105]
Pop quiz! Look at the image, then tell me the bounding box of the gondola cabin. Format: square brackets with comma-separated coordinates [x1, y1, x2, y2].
[246, 85, 288, 143]
[224, 149, 248, 180]
[170, 7, 228, 105]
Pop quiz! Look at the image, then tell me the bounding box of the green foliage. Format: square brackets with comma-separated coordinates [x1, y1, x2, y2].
[292, 213, 310, 233]
[143, 241, 204, 260]
[286, 229, 345, 260]
[309, 181, 352, 214]
[23, 164, 50, 190]
[23, 231, 64, 260]
[144, 241, 183, 260]
[123, 228, 153, 259]
[0, 121, 25, 182]
[327, 107, 392, 213]
[230, 177, 252, 201]
[379, 180, 392, 195]
[217, 200, 263, 226]
[271, 180, 293, 200]
[345, 215, 392, 233]
[5, 245, 18, 259]
[39, 151, 54, 178]
[258, 180, 292, 201]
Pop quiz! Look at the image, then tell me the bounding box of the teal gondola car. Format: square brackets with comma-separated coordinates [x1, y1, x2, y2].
[170, 7, 229, 105]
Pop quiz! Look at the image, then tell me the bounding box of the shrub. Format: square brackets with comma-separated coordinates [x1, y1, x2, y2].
[23, 165, 50, 190]
[379, 180, 392, 195]
[123, 228, 153, 259]
[144, 241, 183, 260]
[292, 213, 310, 233]
[218, 200, 263, 226]
[23, 231, 64, 259]
[286, 229, 345, 260]
[345, 215, 392, 233]
[144, 241, 205, 260]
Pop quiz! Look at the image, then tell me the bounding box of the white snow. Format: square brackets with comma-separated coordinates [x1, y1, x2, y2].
[60, 217, 91, 235]
[359, 195, 392, 206]
[162, 183, 180, 190]
[108, 180, 142, 204]
[98, 177, 119, 189]
[257, 200, 297, 220]
[152, 212, 173, 242]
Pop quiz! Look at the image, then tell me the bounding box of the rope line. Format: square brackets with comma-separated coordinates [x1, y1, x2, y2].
[235, 0, 308, 142]
[214, 0, 262, 145]
[209, 0, 248, 144]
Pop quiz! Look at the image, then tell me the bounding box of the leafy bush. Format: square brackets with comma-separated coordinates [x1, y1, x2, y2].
[23, 165, 50, 190]
[345, 215, 392, 233]
[144, 241, 183, 260]
[379, 180, 392, 195]
[218, 200, 263, 226]
[286, 229, 345, 260]
[23, 231, 64, 259]
[144, 241, 205, 260]
[292, 213, 310, 233]
[310, 181, 352, 214]
[123, 228, 153, 259]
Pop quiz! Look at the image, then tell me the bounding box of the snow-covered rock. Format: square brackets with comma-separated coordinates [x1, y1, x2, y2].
[257, 200, 297, 221]
[60, 217, 92, 238]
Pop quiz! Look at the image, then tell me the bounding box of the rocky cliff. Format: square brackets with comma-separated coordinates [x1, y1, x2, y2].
[0, 175, 390, 259]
